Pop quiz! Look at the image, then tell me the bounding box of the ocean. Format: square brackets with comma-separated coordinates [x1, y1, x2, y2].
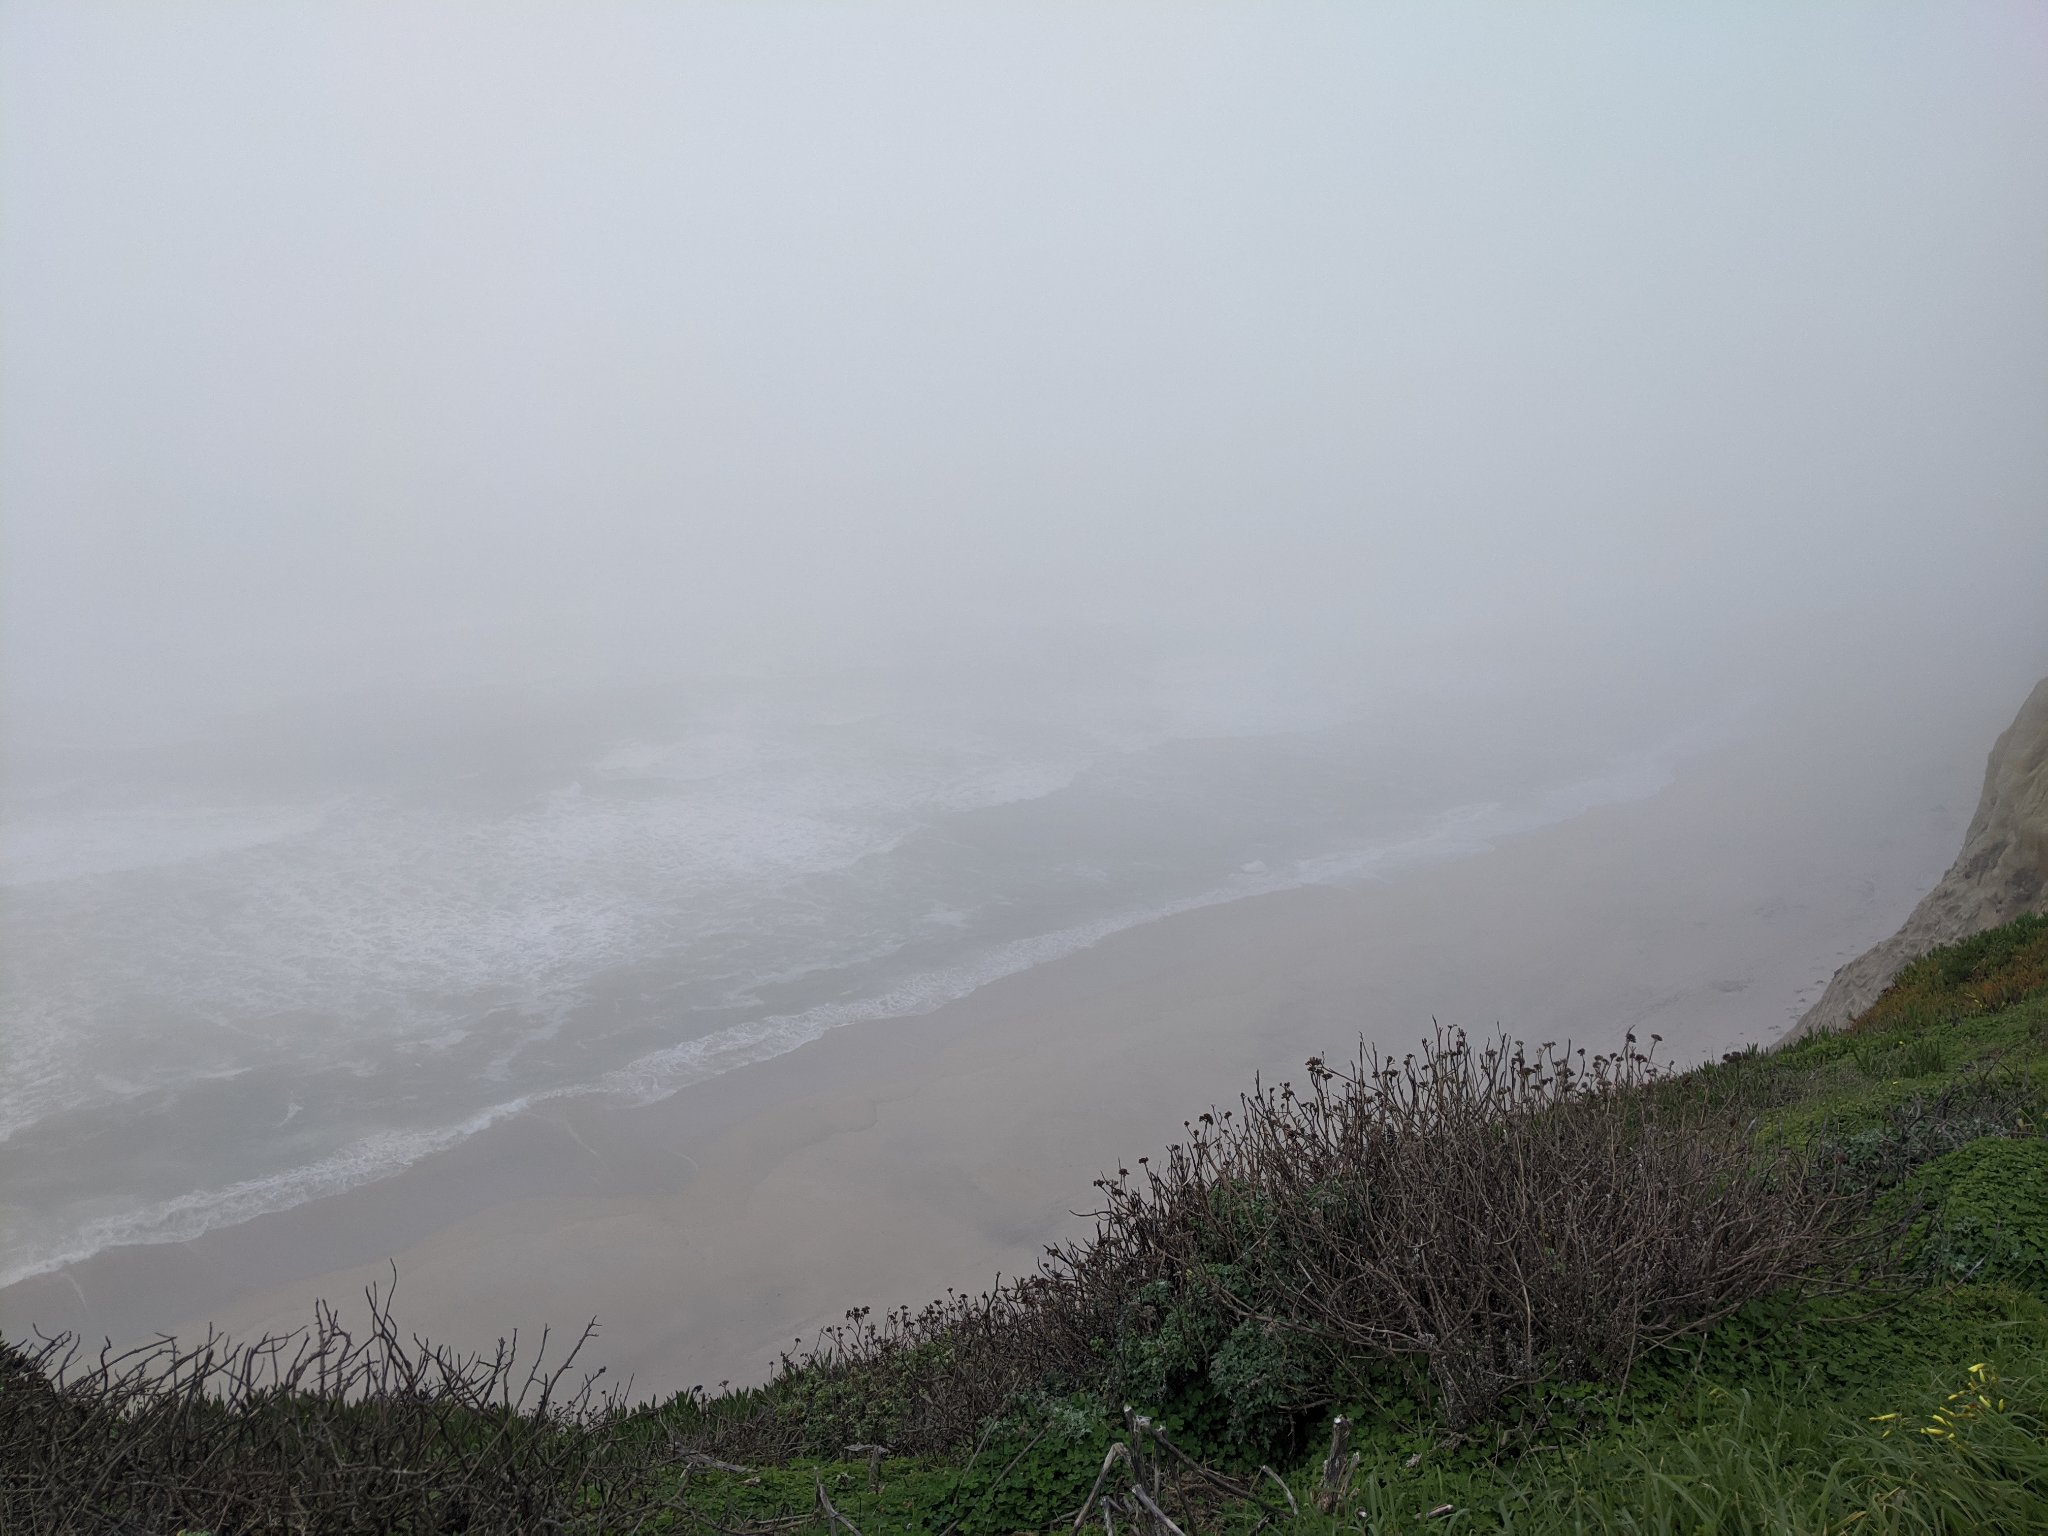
[0, 662, 1717, 1289]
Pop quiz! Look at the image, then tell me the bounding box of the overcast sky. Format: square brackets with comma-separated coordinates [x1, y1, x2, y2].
[4, 2, 2046, 746]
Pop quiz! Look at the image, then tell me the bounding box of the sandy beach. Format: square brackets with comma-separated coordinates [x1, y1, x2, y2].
[0, 677, 2011, 1398]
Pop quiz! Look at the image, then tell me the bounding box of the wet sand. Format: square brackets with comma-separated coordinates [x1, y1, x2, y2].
[0, 684, 1996, 1398]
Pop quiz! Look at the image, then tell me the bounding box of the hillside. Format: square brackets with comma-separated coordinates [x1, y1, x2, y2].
[652, 916, 2048, 1534]
[1796, 675, 2048, 1038]
[9, 911, 2048, 1533]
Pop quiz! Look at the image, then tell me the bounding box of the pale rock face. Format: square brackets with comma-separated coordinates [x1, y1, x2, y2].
[1793, 675, 2048, 1039]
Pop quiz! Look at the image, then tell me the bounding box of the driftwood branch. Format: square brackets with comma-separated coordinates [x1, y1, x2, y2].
[1072, 1442, 1137, 1530]
[1126, 1481, 1190, 1536]
[1256, 1464, 1299, 1517]
[814, 1477, 863, 1536]
[845, 1442, 888, 1493]
[1315, 1415, 1358, 1514]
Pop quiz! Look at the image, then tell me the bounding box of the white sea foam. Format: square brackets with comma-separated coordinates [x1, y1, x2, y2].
[1, 717, 1721, 1286]
[0, 781, 898, 1141]
[0, 1093, 555, 1291]
[5, 724, 1102, 1134]
[589, 748, 1688, 1108]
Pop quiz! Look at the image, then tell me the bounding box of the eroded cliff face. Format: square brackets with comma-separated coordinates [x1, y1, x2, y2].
[1793, 674, 2048, 1039]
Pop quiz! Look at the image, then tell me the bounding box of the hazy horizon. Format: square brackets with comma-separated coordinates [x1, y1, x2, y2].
[6, 3, 2047, 753]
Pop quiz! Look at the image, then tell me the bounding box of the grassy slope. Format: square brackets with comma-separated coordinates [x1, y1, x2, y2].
[13, 921, 2047, 1532]
[649, 916, 2048, 1535]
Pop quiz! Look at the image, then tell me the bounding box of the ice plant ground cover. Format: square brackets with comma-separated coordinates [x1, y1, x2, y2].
[7, 915, 2048, 1534]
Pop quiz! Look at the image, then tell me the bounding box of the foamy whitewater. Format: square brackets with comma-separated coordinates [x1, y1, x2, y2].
[0, 668, 1727, 1288]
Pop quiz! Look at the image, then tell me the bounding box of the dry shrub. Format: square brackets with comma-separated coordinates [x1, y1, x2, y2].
[709, 1281, 1103, 1460]
[731, 1029, 1859, 1453]
[0, 1276, 670, 1535]
[1122, 1029, 1856, 1424]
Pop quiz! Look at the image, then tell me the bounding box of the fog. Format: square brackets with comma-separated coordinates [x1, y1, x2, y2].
[6, 2, 2046, 752]
[3, 4, 2048, 1346]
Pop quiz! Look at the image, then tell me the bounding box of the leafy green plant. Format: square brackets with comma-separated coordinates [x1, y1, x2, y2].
[1909, 1136, 2048, 1291]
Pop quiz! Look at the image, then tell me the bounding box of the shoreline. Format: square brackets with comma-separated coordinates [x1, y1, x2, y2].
[0, 728, 1700, 1294]
[0, 684, 1999, 1396]
[0, 729, 1712, 1294]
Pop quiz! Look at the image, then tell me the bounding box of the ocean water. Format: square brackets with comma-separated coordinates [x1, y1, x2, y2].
[0, 667, 1713, 1288]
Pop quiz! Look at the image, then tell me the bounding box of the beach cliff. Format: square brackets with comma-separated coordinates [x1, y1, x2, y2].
[1791, 673, 2048, 1039]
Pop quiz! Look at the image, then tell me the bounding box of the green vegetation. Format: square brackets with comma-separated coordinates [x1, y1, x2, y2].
[1853, 914, 2048, 1039]
[9, 916, 2048, 1534]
